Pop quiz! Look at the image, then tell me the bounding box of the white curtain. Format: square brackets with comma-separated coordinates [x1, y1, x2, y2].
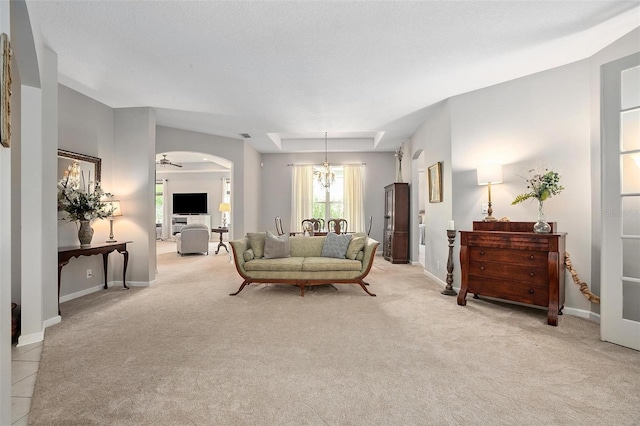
[291, 165, 314, 233]
[343, 165, 365, 233]
[162, 179, 171, 240]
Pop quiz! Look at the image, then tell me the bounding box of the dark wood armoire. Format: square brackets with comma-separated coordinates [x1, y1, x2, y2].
[383, 183, 409, 264]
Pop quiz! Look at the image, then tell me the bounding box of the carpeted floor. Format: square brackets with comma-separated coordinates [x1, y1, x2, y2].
[29, 242, 640, 425]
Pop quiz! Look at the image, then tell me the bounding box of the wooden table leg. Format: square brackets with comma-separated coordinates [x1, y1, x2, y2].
[57, 261, 68, 315]
[121, 249, 129, 289]
[215, 232, 228, 255]
[102, 252, 109, 289]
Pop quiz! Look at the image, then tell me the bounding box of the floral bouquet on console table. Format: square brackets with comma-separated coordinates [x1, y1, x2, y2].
[58, 166, 113, 245]
[511, 168, 564, 233]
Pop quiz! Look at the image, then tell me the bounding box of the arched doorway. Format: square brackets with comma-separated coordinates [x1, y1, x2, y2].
[155, 151, 232, 255]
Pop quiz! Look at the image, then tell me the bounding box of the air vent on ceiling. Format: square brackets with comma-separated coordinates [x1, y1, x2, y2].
[239, 133, 251, 138]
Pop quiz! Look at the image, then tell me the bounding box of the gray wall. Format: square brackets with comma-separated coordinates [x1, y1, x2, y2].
[113, 107, 157, 285]
[260, 152, 395, 244]
[57, 85, 117, 296]
[409, 100, 452, 281]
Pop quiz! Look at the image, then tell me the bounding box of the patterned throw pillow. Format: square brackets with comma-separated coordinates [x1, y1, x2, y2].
[345, 235, 366, 260]
[321, 232, 352, 259]
[247, 232, 266, 258]
[263, 231, 291, 259]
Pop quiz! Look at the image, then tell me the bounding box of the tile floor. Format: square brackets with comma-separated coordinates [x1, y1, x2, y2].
[11, 341, 42, 425]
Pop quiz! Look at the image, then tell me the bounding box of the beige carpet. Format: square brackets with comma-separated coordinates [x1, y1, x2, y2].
[29, 242, 640, 425]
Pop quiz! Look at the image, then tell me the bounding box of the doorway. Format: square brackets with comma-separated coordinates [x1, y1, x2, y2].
[601, 52, 640, 351]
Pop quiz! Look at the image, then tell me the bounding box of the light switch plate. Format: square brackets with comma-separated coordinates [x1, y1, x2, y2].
[481, 203, 488, 214]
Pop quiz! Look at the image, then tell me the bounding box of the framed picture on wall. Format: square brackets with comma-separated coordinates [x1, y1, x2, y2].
[0, 33, 11, 148]
[428, 162, 442, 203]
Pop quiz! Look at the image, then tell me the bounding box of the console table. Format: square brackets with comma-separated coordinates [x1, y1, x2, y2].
[211, 228, 229, 254]
[57, 241, 131, 315]
[458, 222, 566, 326]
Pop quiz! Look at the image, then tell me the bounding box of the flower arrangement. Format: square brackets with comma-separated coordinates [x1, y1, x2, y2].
[394, 145, 404, 161]
[57, 169, 113, 222]
[511, 168, 564, 205]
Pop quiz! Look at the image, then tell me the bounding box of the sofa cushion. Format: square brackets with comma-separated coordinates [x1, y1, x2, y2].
[243, 249, 255, 262]
[345, 235, 366, 260]
[244, 257, 304, 272]
[321, 232, 352, 258]
[302, 257, 362, 272]
[247, 232, 266, 258]
[290, 236, 325, 257]
[264, 231, 290, 259]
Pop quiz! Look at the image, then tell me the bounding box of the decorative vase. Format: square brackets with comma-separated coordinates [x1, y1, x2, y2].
[396, 158, 403, 183]
[533, 200, 551, 234]
[78, 220, 94, 246]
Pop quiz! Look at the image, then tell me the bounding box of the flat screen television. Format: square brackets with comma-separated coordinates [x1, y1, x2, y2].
[173, 193, 208, 214]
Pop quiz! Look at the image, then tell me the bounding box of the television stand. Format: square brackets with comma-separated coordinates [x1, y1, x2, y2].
[172, 214, 212, 238]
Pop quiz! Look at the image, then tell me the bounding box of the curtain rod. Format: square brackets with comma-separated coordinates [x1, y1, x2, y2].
[287, 163, 366, 166]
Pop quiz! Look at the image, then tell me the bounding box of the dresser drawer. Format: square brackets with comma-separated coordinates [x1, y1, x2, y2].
[469, 247, 547, 267]
[469, 260, 547, 284]
[466, 276, 549, 307]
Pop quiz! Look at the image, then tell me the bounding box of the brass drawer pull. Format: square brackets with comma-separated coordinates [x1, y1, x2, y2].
[529, 255, 535, 260]
[480, 266, 485, 271]
[479, 251, 485, 255]
[528, 289, 535, 295]
[529, 272, 535, 277]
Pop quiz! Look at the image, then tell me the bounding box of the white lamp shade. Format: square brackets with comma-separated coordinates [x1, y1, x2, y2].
[219, 202, 231, 213]
[477, 164, 503, 185]
[107, 200, 122, 217]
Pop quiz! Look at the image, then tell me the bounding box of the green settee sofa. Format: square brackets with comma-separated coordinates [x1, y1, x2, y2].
[229, 234, 379, 296]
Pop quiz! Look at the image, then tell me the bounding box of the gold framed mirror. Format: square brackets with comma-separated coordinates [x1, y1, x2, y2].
[57, 150, 102, 185]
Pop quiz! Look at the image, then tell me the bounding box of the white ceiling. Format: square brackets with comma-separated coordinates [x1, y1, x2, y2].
[26, 1, 640, 154]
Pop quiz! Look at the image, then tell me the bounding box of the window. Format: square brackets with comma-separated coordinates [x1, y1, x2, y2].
[292, 163, 364, 233]
[155, 181, 163, 225]
[312, 166, 344, 223]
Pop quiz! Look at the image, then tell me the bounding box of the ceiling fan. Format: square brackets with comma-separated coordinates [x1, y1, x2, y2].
[156, 154, 182, 168]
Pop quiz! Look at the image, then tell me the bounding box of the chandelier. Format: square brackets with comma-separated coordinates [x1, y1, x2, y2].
[314, 132, 335, 190]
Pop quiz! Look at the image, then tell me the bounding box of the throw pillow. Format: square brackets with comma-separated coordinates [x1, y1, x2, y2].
[321, 232, 352, 259]
[263, 231, 291, 259]
[345, 235, 366, 260]
[247, 232, 266, 258]
[243, 249, 254, 262]
[356, 250, 365, 261]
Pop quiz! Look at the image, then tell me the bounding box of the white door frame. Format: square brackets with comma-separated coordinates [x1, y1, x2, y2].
[601, 52, 640, 351]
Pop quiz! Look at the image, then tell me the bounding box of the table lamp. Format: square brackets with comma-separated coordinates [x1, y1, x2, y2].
[477, 164, 502, 222]
[106, 200, 122, 242]
[219, 202, 231, 228]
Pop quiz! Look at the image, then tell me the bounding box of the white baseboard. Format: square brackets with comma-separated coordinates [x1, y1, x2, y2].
[423, 269, 446, 287]
[59, 280, 152, 304]
[17, 330, 44, 346]
[59, 284, 105, 303]
[44, 315, 61, 328]
[563, 307, 600, 323]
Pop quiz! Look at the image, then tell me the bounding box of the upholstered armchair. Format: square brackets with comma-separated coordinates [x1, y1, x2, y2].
[176, 224, 210, 256]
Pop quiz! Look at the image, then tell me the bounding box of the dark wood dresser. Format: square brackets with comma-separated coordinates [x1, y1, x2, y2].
[457, 222, 566, 326]
[383, 183, 409, 264]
